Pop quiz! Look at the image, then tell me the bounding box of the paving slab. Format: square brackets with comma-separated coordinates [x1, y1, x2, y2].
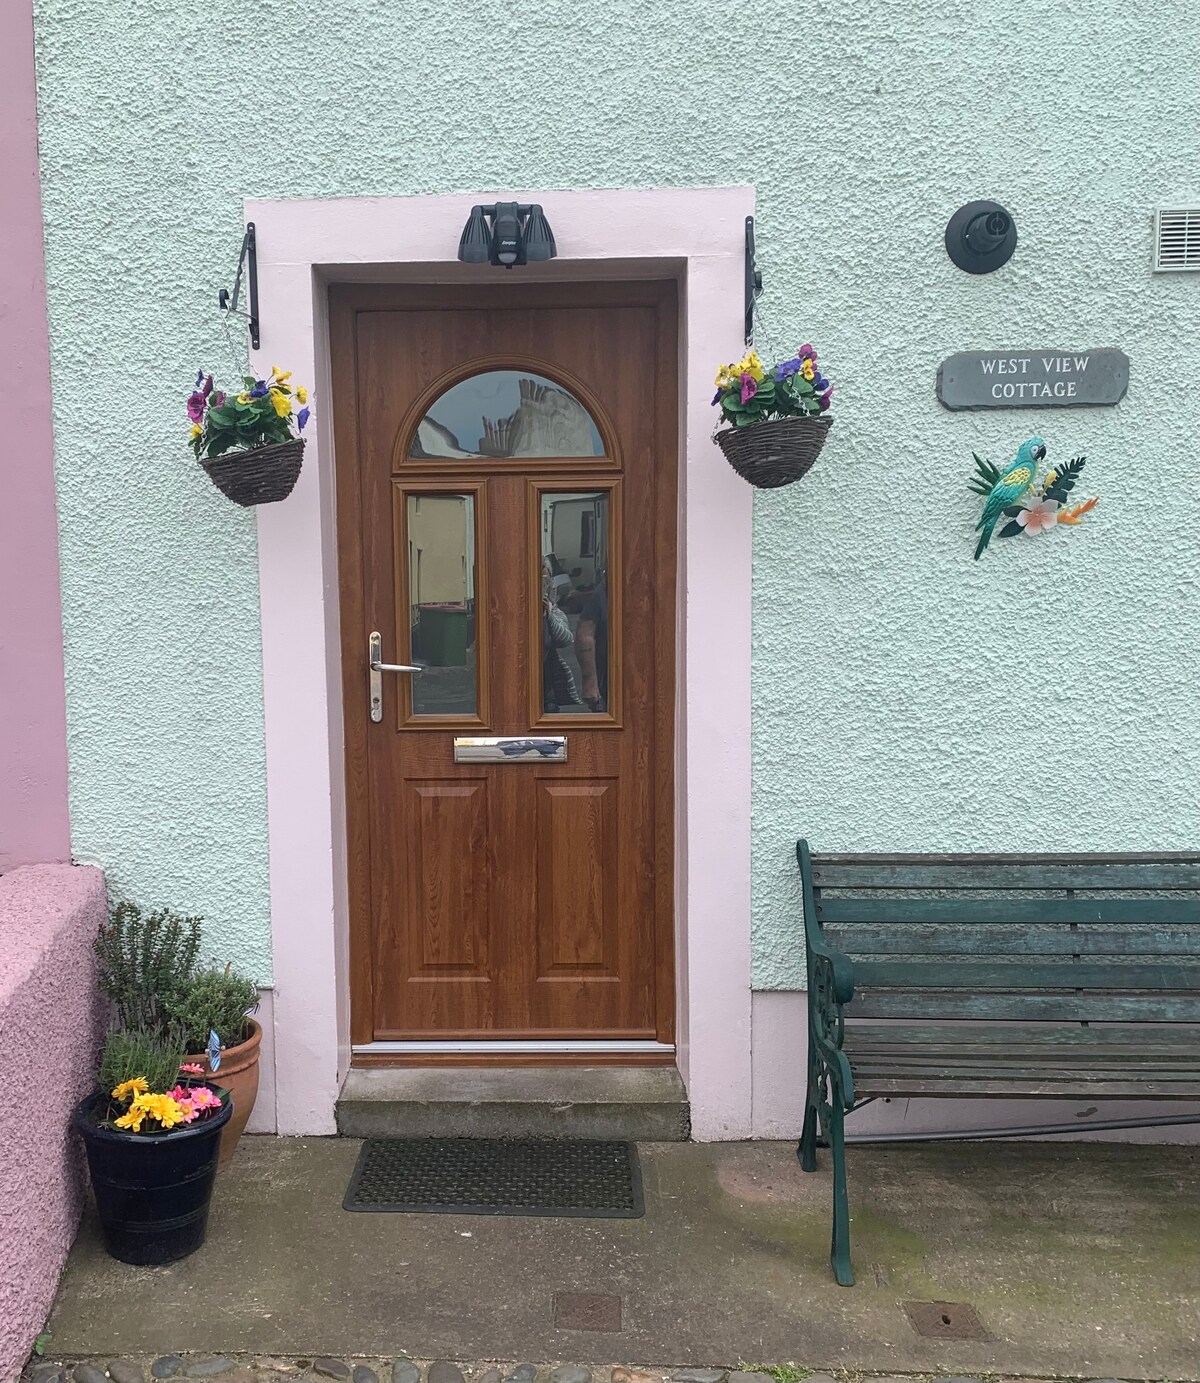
[44, 1139, 1199, 1380]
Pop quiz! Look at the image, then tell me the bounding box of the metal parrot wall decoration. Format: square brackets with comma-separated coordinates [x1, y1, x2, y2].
[970, 437, 1098, 560]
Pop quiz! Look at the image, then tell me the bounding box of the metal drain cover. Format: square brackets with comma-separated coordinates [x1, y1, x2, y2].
[904, 1300, 991, 1340]
[554, 1291, 623, 1331]
[343, 1137, 644, 1217]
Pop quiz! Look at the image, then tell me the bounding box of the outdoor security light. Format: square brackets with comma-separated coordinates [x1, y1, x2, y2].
[457, 203, 558, 268]
[945, 200, 1017, 273]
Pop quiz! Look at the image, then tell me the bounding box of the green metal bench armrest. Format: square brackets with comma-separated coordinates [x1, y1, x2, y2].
[797, 838, 855, 1004]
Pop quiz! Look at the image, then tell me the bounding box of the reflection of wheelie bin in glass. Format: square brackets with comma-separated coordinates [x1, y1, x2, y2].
[413, 603, 469, 667]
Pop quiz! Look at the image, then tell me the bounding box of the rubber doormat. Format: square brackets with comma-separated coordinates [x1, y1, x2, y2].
[343, 1137, 644, 1218]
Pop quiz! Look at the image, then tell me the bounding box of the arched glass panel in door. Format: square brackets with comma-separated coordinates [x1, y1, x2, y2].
[411, 370, 605, 459]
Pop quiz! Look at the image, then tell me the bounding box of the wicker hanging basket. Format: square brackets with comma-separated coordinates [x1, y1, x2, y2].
[200, 438, 305, 507]
[714, 415, 832, 489]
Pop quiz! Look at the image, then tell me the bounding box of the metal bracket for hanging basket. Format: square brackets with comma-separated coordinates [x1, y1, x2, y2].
[218, 222, 260, 351]
[745, 215, 763, 345]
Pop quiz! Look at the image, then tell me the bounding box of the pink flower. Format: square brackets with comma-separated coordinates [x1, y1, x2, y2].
[740, 373, 757, 404]
[210, 391, 226, 408]
[180, 1062, 205, 1075]
[1016, 499, 1059, 534]
[186, 392, 206, 423]
[187, 1086, 223, 1111]
[166, 1085, 201, 1123]
[201, 374, 214, 399]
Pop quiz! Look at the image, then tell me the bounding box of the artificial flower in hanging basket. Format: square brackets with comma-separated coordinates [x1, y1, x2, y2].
[188, 366, 311, 506]
[712, 345, 833, 488]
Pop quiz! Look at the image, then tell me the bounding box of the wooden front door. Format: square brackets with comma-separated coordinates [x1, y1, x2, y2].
[332, 282, 677, 1053]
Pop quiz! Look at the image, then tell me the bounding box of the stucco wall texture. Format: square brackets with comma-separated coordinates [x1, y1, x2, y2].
[31, 1, 1200, 988]
[0, 865, 106, 1380]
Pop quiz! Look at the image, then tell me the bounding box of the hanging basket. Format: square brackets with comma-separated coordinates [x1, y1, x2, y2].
[714, 415, 832, 489]
[200, 438, 305, 507]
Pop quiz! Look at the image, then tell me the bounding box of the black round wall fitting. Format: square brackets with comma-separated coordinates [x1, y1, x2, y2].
[945, 200, 1017, 273]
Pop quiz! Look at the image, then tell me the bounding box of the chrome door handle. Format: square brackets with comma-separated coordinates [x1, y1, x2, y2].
[369, 631, 422, 722]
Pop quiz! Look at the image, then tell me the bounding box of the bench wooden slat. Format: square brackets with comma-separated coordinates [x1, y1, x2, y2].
[848, 992, 1200, 1021]
[843, 1021, 1200, 1047]
[810, 858, 1200, 889]
[822, 923, 1200, 957]
[814, 897, 1200, 926]
[845, 1042, 1200, 1065]
[846, 1045, 1200, 1069]
[853, 1060, 1200, 1081]
[854, 1076, 1200, 1098]
[852, 959, 1200, 991]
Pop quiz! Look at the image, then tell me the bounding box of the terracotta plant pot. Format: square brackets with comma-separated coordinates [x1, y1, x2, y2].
[183, 1018, 262, 1170]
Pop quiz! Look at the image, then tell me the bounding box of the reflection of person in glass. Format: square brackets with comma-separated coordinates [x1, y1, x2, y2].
[575, 572, 607, 713]
[542, 557, 580, 711]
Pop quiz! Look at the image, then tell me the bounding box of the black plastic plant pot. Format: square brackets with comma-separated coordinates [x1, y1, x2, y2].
[72, 1086, 232, 1265]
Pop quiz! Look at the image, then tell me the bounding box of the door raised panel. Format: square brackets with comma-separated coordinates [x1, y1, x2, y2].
[536, 780, 618, 978]
[407, 780, 490, 976]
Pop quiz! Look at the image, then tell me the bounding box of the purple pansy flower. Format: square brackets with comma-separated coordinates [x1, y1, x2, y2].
[211, 390, 226, 407]
[740, 373, 757, 404]
[249, 380, 270, 398]
[194, 369, 204, 389]
[297, 406, 311, 431]
[186, 392, 206, 422]
[817, 386, 832, 412]
[201, 374, 214, 399]
[712, 389, 723, 406]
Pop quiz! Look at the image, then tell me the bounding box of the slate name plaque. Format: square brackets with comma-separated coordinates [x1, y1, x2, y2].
[937, 348, 1129, 410]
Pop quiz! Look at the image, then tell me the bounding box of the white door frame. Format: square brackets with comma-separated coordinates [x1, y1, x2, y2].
[250, 186, 755, 1138]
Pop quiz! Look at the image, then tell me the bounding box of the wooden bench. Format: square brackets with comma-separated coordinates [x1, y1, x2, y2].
[796, 839, 1200, 1285]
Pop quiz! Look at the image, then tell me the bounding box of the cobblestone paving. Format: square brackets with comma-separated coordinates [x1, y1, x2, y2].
[25, 1355, 1140, 1383]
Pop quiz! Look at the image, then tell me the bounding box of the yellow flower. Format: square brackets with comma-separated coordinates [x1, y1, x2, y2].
[190, 423, 202, 439]
[271, 367, 292, 384]
[115, 1092, 186, 1132]
[801, 359, 815, 381]
[736, 350, 765, 382]
[295, 386, 308, 404]
[269, 388, 292, 418]
[236, 392, 252, 404]
[114, 1105, 146, 1132]
[143, 1094, 186, 1129]
[112, 1077, 148, 1102]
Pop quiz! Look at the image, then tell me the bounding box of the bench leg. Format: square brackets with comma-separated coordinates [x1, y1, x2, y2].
[828, 1097, 855, 1286]
[798, 1049, 820, 1172]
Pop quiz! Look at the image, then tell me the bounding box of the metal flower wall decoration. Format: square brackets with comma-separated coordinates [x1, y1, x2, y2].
[970, 437, 1098, 560]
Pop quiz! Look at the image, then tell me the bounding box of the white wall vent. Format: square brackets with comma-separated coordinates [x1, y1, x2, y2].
[1154, 208, 1200, 271]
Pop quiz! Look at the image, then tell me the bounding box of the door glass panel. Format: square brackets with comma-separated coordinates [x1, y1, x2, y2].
[540, 491, 610, 715]
[412, 371, 604, 458]
[406, 493, 478, 716]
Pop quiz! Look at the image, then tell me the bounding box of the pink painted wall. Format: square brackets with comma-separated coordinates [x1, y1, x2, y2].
[0, 0, 72, 872]
[0, 865, 106, 1379]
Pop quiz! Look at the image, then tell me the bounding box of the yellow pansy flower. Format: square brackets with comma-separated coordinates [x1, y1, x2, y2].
[295, 386, 308, 404]
[112, 1077, 148, 1102]
[190, 423, 202, 440]
[271, 367, 293, 384]
[736, 350, 765, 382]
[269, 388, 292, 418]
[236, 391, 252, 404]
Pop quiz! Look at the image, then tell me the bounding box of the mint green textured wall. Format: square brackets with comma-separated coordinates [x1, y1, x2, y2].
[32, 2, 1200, 987]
